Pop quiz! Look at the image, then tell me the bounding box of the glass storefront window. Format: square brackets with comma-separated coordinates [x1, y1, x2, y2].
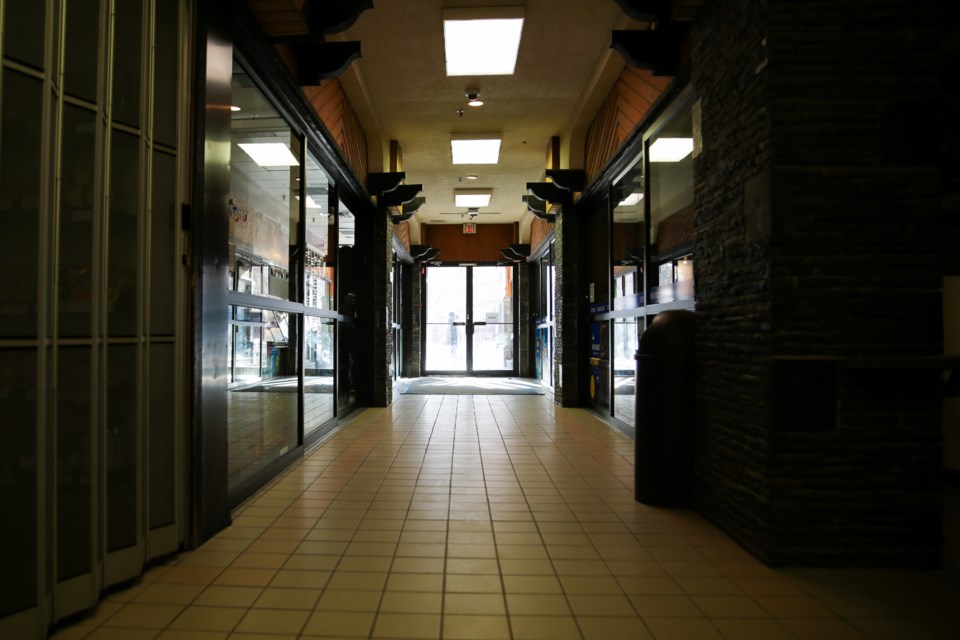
[228, 62, 301, 301]
[305, 154, 333, 310]
[649, 101, 695, 305]
[304, 316, 335, 434]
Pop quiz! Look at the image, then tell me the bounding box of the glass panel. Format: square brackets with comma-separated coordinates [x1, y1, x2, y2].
[59, 104, 98, 338]
[424, 267, 467, 371]
[2, 0, 45, 69]
[57, 346, 92, 580]
[64, 0, 101, 103]
[0, 72, 43, 338]
[0, 349, 38, 616]
[472, 266, 513, 371]
[229, 61, 300, 301]
[150, 151, 177, 335]
[149, 343, 175, 528]
[337, 206, 355, 313]
[649, 102, 695, 304]
[612, 158, 645, 311]
[304, 155, 333, 310]
[153, 0, 179, 147]
[227, 306, 298, 493]
[112, 0, 143, 127]
[107, 345, 138, 551]
[337, 320, 356, 414]
[108, 130, 141, 337]
[304, 316, 334, 435]
[613, 318, 638, 427]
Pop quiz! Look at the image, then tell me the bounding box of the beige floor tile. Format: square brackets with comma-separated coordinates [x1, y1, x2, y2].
[326, 571, 388, 591]
[446, 558, 500, 575]
[629, 594, 703, 618]
[445, 574, 503, 593]
[102, 604, 184, 629]
[192, 586, 263, 608]
[442, 614, 511, 640]
[498, 559, 556, 576]
[337, 556, 393, 572]
[505, 593, 570, 615]
[509, 615, 581, 640]
[156, 630, 229, 640]
[301, 610, 375, 638]
[212, 568, 277, 587]
[691, 595, 768, 618]
[578, 616, 653, 640]
[502, 575, 563, 594]
[755, 595, 837, 618]
[444, 593, 507, 614]
[178, 551, 241, 568]
[230, 553, 289, 570]
[711, 619, 796, 640]
[168, 606, 246, 632]
[371, 613, 441, 639]
[390, 557, 445, 574]
[386, 572, 444, 592]
[379, 591, 443, 614]
[559, 575, 623, 595]
[447, 543, 498, 558]
[84, 629, 160, 640]
[315, 590, 382, 612]
[567, 594, 636, 616]
[552, 560, 611, 576]
[234, 608, 309, 635]
[642, 617, 724, 639]
[252, 587, 321, 610]
[133, 583, 205, 606]
[154, 566, 224, 586]
[268, 569, 330, 589]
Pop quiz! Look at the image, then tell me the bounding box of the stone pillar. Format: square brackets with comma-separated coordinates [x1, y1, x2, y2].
[356, 211, 393, 407]
[516, 262, 533, 378]
[692, 0, 942, 566]
[403, 263, 422, 378]
[555, 210, 581, 406]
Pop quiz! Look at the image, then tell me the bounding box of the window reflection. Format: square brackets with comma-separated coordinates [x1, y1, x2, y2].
[305, 155, 333, 310]
[304, 316, 334, 434]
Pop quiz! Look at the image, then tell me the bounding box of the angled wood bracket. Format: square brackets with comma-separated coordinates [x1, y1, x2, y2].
[380, 184, 422, 208]
[523, 195, 556, 222]
[368, 172, 406, 195]
[611, 24, 688, 76]
[527, 182, 572, 206]
[545, 169, 586, 193]
[278, 39, 361, 83]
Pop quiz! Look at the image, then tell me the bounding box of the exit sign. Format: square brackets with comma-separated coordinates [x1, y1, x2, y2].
[463, 223, 477, 234]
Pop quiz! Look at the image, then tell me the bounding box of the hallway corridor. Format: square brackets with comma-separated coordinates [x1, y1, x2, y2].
[51, 395, 960, 640]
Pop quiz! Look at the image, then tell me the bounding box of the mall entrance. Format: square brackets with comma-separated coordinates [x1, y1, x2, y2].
[422, 265, 516, 375]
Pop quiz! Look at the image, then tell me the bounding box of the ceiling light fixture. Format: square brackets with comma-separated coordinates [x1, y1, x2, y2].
[649, 137, 694, 162]
[466, 90, 484, 107]
[464, 174, 479, 181]
[230, 105, 242, 112]
[455, 188, 493, 208]
[443, 7, 525, 76]
[237, 142, 299, 167]
[450, 134, 501, 164]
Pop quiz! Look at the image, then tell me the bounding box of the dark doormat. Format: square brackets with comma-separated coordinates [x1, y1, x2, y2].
[399, 377, 545, 395]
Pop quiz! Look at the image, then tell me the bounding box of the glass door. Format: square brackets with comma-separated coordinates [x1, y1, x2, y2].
[423, 265, 515, 374]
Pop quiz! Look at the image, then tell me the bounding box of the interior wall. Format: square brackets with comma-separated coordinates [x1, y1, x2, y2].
[422, 223, 516, 263]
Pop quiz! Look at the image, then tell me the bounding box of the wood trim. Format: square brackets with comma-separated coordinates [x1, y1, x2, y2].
[303, 79, 369, 180]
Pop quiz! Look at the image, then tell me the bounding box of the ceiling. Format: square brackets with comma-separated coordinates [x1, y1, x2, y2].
[329, 0, 638, 234]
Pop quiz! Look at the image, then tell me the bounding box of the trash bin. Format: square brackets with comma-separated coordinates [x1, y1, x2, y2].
[635, 309, 695, 506]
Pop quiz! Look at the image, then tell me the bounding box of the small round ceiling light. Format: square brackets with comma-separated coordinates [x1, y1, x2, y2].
[465, 90, 483, 107]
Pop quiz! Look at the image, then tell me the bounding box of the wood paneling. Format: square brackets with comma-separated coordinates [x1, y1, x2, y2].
[248, 0, 307, 37]
[530, 218, 553, 255]
[303, 79, 369, 180]
[584, 67, 672, 182]
[422, 224, 516, 263]
[394, 221, 411, 253]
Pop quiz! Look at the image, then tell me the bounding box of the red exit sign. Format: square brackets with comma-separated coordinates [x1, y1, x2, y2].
[463, 223, 477, 234]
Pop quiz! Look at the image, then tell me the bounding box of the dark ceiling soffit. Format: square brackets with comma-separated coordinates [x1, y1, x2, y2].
[545, 169, 586, 193]
[306, 0, 374, 36]
[233, 5, 373, 215]
[612, 0, 668, 22]
[368, 172, 406, 195]
[611, 25, 688, 76]
[380, 184, 422, 208]
[272, 39, 361, 84]
[527, 182, 572, 206]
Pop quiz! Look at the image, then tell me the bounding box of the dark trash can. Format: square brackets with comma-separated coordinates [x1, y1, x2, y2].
[635, 309, 695, 506]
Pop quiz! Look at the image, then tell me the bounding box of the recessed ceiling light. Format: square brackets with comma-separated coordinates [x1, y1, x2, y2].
[466, 90, 484, 107]
[649, 138, 694, 163]
[451, 134, 501, 164]
[455, 188, 492, 208]
[230, 105, 242, 112]
[464, 174, 479, 181]
[618, 193, 644, 207]
[238, 142, 299, 167]
[443, 7, 524, 76]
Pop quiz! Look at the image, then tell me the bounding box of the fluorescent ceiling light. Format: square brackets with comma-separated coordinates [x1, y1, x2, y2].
[238, 142, 299, 167]
[230, 105, 242, 112]
[455, 189, 492, 208]
[649, 137, 694, 163]
[304, 196, 322, 210]
[618, 193, 644, 207]
[443, 7, 524, 76]
[451, 135, 501, 164]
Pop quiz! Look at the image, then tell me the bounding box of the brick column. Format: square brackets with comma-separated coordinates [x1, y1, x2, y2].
[555, 211, 581, 406]
[692, 0, 942, 566]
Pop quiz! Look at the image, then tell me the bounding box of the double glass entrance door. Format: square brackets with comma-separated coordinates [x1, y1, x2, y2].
[424, 265, 515, 374]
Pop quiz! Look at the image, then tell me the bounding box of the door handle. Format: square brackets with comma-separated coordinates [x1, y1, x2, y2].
[453, 322, 466, 326]
[472, 322, 486, 326]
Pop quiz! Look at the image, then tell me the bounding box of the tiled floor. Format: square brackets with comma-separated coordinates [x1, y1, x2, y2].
[53, 394, 960, 639]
